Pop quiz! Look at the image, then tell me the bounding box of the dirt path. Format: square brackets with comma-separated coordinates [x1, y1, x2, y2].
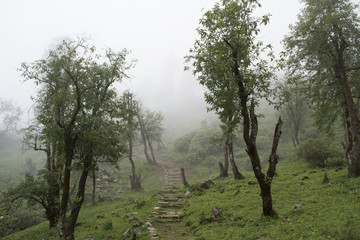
[147, 156, 189, 239]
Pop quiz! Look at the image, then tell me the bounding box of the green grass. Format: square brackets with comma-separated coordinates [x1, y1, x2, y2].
[4, 151, 360, 240]
[179, 160, 360, 240]
[2, 192, 160, 240]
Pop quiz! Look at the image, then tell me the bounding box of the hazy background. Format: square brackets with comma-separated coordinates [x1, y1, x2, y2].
[1, 0, 311, 135]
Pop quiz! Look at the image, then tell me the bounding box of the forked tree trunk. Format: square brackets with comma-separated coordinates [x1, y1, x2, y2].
[64, 155, 92, 240]
[226, 41, 283, 216]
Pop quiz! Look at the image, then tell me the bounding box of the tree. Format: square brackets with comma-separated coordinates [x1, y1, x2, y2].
[187, 0, 282, 216]
[137, 107, 164, 165]
[187, 40, 244, 178]
[121, 91, 142, 191]
[283, 0, 360, 177]
[275, 78, 308, 148]
[0, 98, 21, 136]
[20, 37, 133, 239]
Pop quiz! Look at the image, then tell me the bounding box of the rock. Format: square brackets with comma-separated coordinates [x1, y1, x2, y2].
[145, 221, 152, 227]
[122, 228, 131, 238]
[185, 190, 191, 198]
[309, 171, 317, 174]
[200, 179, 214, 189]
[133, 228, 142, 236]
[0, 216, 3, 220]
[111, 211, 117, 215]
[117, 189, 123, 193]
[293, 204, 302, 211]
[248, 181, 256, 185]
[300, 176, 309, 180]
[212, 206, 222, 216]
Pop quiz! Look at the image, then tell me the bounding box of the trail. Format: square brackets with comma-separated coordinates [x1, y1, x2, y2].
[147, 154, 188, 240]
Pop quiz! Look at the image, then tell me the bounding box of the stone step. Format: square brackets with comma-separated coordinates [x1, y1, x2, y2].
[155, 218, 181, 223]
[157, 201, 183, 208]
[153, 214, 181, 219]
[160, 197, 181, 202]
[159, 210, 184, 215]
[159, 189, 178, 194]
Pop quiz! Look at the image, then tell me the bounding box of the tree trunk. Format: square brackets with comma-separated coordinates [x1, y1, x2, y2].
[146, 134, 157, 164]
[334, 45, 360, 177]
[57, 156, 72, 238]
[221, 138, 229, 177]
[229, 142, 244, 179]
[129, 141, 141, 191]
[181, 168, 189, 187]
[92, 168, 96, 206]
[64, 155, 92, 240]
[139, 121, 152, 164]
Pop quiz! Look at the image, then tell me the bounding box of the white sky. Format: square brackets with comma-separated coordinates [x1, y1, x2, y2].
[0, 0, 334, 130]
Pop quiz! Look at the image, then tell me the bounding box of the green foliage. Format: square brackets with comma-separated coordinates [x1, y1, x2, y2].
[283, 0, 360, 135]
[173, 127, 222, 165]
[173, 131, 195, 153]
[297, 138, 345, 167]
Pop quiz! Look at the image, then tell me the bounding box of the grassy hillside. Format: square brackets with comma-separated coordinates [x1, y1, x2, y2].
[5, 154, 360, 240]
[179, 160, 360, 240]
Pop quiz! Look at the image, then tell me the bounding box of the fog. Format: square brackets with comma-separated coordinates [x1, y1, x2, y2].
[0, 0, 306, 136]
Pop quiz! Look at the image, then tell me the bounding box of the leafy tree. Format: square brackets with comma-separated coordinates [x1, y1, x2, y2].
[120, 91, 142, 191]
[283, 0, 360, 177]
[275, 78, 308, 147]
[0, 98, 21, 136]
[187, 0, 282, 216]
[186, 40, 244, 178]
[137, 107, 164, 165]
[20, 37, 133, 240]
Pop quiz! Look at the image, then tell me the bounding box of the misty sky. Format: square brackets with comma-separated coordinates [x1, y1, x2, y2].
[0, 0, 335, 131]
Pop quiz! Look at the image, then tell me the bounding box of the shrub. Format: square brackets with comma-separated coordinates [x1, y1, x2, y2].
[103, 220, 113, 231]
[296, 138, 344, 167]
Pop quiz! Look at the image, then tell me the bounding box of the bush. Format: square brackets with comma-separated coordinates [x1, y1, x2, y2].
[296, 138, 345, 167]
[174, 127, 223, 165]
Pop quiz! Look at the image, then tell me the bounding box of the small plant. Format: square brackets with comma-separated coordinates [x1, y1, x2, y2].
[102, 220, 113, 231]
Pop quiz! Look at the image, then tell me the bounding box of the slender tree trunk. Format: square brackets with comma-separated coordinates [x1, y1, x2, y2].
[92, 168, 96, 206]
[335, 47, 360, 177]
[129, 141, 141, 191]
[229, 142, 244, 179]
[139, 121, 152, 164]
[181, 168, 189, 187]
[220, 138, 229, 177]
[64, 155, 92, 240]
[146, 134, 157, 164]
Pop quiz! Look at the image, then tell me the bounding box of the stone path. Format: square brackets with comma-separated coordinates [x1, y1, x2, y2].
[147, 159, 186, 239]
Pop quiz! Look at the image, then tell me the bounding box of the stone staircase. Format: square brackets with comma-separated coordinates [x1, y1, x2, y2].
[147, 162, 184, 239]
